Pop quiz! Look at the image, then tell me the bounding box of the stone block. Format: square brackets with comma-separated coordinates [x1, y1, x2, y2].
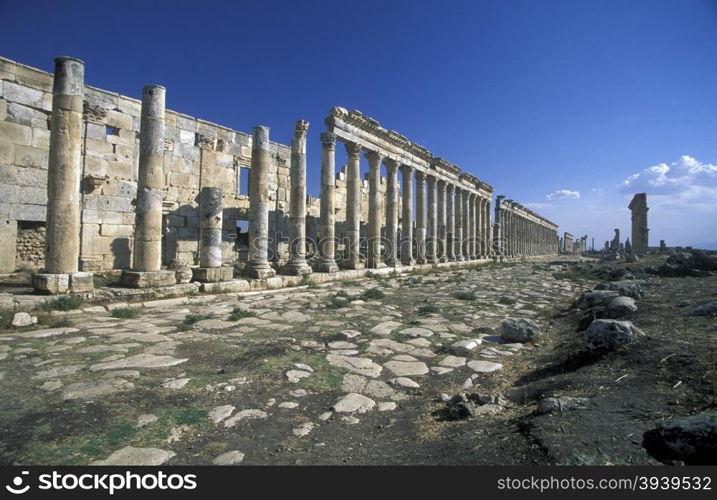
[69, 272, 94, 292]
[31, 127, 50, 149]
[14, 65, 53, 92]
[105, 109, 134, 130]
[119, 270, 177, 288]
[191, 266, 234, 282]
[14, 145, 48, 169]
[6, 102, 49, 128]
[2, 81, 45, 108]
[32, 273, 70, 294]
[11, 203, 45, 221]
[0, 139, 14, 164]
[0, 218, 17, 273]
[0, 120, 32, 146]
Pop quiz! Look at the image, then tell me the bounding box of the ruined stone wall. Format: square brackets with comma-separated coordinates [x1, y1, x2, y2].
[0, 56, 291, 272]
[15, 222, 45, 269]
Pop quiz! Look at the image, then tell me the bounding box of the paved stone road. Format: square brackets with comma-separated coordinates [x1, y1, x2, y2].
[0, 260, 584, 465]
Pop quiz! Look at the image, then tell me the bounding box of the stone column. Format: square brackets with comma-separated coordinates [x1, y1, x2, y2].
[462, 190, 471, 259]
[454, 186, 464, 260]
[284, 120, 312, 275]
[193, 186, 232, 282]
[484, 198, 491, 258]
[494, 196, 504, 258]
[315, 132, 339, 273]
[366, 150, 385, 268]
[245, 126, 276, 279]
[426, 175, 437, 263]
[437, 180, 447, 262]
[120, 84, 176, 288]
[415, 171, 427, 264]
[473, 195, 481, 258]
[628, 193, 649, 255]
[33, 56, 94, 294]
[344, 141, 364, 269]
[446, 184, 455, 260]
[384, 159, 399, 266]
[400, 164, 414, 266]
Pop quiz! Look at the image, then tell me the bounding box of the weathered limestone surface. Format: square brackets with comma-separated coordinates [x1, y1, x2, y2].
[629, 193, 649, 255]
[315, 132, 339, 273]
[284, 120, 312, 275]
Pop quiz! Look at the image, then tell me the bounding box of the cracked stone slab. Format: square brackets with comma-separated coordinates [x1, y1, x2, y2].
[326, 354, 382, 378]
[210, 405, 235, 424]
[34, 364, 84, 379]
[369, 321, 402, 335]
[213, 450, 245, 465]
[90, 354, 188, 371]
[369, 339, 415, 353]
[398, 327, 434, 338]
[439, 355, 466, 368]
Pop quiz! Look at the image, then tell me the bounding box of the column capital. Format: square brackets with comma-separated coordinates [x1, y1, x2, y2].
[426, 175, 437, 187]
[294, 119, 309, 138]
[445, 183, 455, 193]
[320, 132, 336, 148]
[399, 163, 413, 176]
[364, 150, 382, 162]
[415, 170, 426, 181]
[344, 141, 362, 158]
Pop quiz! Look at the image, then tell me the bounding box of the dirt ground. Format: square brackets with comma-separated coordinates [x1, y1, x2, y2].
[0, 255, 714, 465]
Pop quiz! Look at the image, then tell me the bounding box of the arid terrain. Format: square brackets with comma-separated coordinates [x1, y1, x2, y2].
[0, 254, 715, 466]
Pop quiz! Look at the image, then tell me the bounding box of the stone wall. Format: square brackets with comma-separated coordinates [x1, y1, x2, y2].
[15, 221, 45, 269]
[0, 56, 293, 272]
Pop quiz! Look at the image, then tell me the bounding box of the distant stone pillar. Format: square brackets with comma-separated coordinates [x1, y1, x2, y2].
[494, 196, 504, 258]
[344, 141, 364, 269]
[366, 151, 385, 268]
[33, 57, 94, 294]
[628, 193, 649, 255]
[484, 198, 492, 257]
[437, 180, 447, 262]
[454, 187, 464, 260]
[415, 171, 427, 264]
[473, 195, 481, 258]
[384, 159, 399, 266]
[462, 190, 471, 259]
[315, 132, 339, 273]
[426, 176, 437, 263]
[446, 184, 455, 261]
[192, 186, 233, 282]
[400, 164, 414, 266]
[120, 84, 176, 288]
[245, 126, 276, 279]
[284, 120, 312, 275]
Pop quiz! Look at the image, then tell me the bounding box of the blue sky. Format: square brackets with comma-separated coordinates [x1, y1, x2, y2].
[2, 0, 716, 248]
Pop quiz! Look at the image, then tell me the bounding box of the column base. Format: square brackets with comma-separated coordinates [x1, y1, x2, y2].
[313, 259, 339, 273]
[120, 270, 177, 288]
[342, 261, 365, 270]
[32, 272, 95, 294]
[385, 259, 399, 267]
[192, 266, 234, 283]
[244, 261, 276, 279]
[438, 256, 448, 263]
[401, 259, 415, 267]
[368, 261, 387, 269]
[416, 257, 427, 264]
[282, 261, 313, 276]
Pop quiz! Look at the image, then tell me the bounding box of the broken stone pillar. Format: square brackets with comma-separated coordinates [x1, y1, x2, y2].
[192, 187, 232, 282]
[400, 164, 414, 266]
[426, 175, 437, 263]
[446, 184, 455, 261]
[454, 186, 464, 260]
[120, 84, 176, 288]
[33, 57, 94, 294]
[284, 120, 312, 275]
[415, 171, 427, 264]
[366, 151, 385, 268]
[384, 159, 399, 267]
[611, 228, 620, 252]
[629, 193, 649, 255]
[344, 141, 363, 269]
[245, 126, 276, 279]
[660, 240, 667, 253]
[437, 180, 447, 262]
[315, 132, 339, 273]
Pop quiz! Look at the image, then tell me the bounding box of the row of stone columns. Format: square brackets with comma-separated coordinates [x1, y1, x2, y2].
[313, 136, 493, 271]
[494, 195, 558, 259]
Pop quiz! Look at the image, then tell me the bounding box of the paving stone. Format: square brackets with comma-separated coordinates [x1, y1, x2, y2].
[389, 377, 420, 389]
[439, 355, 466, 368]
[398, 327, 434, 338]
[369, 321, 402, 335]
[91, 447, 175, 466]
[162, 377, 190, 389]
[369, 338, 415, 353]
[137, 414, 158, 427]
[212, 450, 245, 465]
[210, 405, 235, 424]
[292, 422, 315, 437]
[333, 393, 376, 413]
[286, 370, 311, 383]
[90, 354, 187, 371]
[224, 409, 269, 427]
[278, 402, 299, 409]
[328, 341, 357, 349]
[34, 364, 84, 379]
[293, 363, 314, 372]
[318, 411, 333, 421]
[326, 354, 382, 377]
[430, 366, 454, 375]
[383, 359, 429, 377]
[467, 360, 504, 373]
[378, 402, 397, 411]
[63, 378, 134, 401]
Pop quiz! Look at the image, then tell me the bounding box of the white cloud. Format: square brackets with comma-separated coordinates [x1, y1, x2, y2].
[546, 189, 581, 200]
[619, 155, 717, 198]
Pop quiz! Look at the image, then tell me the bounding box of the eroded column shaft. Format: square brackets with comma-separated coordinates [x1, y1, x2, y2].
[366, 151, 384, 268]
[344, 142, 363, 269]
[400, 165, 414, 265]
[316, 132, 338, 272]
[385, 159, 399, 266]
[199, 187, 223, 268]
[246, 126, 276, 278]
[286, 120, 311, 274]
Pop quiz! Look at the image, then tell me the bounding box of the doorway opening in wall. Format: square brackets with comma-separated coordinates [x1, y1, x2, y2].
[239, 167, 250, 196]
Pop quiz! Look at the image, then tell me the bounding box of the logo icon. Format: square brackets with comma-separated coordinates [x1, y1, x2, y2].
[5, 471, 30, 495]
